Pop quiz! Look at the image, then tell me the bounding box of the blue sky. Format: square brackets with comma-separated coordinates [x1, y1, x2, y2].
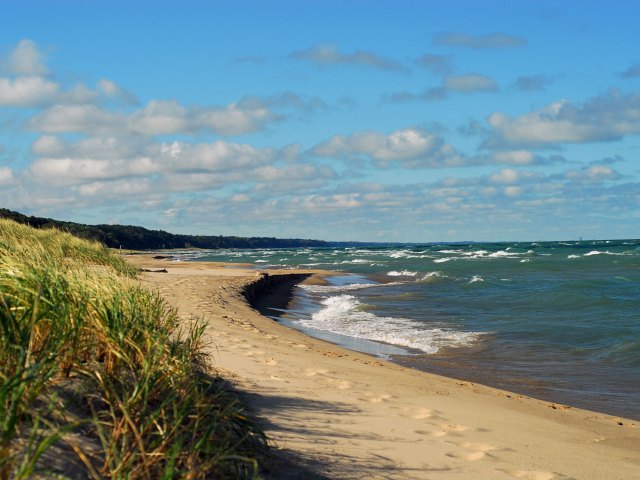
[0, 0, 638, 242]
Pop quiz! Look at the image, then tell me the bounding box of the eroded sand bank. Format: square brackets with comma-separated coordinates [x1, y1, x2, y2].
[127, 254, 640, 480]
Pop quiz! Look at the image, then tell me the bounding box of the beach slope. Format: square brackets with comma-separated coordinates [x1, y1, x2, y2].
[128, 255, 640, 480]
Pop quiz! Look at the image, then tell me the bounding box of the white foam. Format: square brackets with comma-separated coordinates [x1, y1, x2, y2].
[417, 271, 446, 283]
[299, 282, 400, 293]
[434, 257, 452, 263]
[584, 250, 626, 256]
[339, 259, 371, 264]
[387, 270, 418, 277]
[387, 251, 433, 259]
[469, 275, 484, 283]
[567, 254, 580, 259]
[298, 295, 482, 354]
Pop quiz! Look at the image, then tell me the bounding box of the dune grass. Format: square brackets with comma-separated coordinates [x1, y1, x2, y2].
[0, 219, 267, 479]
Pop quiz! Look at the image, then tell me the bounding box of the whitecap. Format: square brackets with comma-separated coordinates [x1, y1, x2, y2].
[469, 275, 484, 283]
[299, 282, 401, 293]
[433, 257, 452, 263]
[298, 295, 483, 354]
[387, 270, 418, 277]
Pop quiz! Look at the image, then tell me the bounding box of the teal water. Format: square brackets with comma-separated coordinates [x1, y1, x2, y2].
[178, 240, 640, 419]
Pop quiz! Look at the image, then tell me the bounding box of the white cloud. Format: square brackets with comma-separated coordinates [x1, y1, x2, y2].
[165, 140, 276, 173]
[195, 102, 275, 135]
[128, 100, 189, 135]
[312, 127, 468, 168]
[98, 78, 138, 104]
[489, 168, 521, 184]
[0, 76, 59, 107]
[31, 135, 65, 155]
[486, 90, 640, 147]
[29, 104, 124, 133]
[564, 165, 621, 183]
[5, 39, 48, 75]
[127, 99, 276, 136]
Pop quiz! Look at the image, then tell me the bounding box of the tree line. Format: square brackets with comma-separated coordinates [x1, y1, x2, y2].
[0, 208, 333, 250]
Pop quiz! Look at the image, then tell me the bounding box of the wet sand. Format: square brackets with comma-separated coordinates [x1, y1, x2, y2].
[127, 254, 640, 479]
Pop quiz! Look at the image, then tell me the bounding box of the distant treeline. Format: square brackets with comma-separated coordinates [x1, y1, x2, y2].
[0, 208, 336, 250]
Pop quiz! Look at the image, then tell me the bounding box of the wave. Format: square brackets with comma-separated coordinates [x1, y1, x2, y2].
[469, 275, 484, 283]
[417, 271, 447, 283]
[299, 281, 401, 293]
[584, 250, 628, 257]
[433, 257, 452, 263]
[387, 270, 418, 277]
[297, 295, 482, 354]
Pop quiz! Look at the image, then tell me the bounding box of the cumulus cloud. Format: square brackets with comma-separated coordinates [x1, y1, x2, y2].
[0, 76, 60, 107]
[28, 137, 279, 186]
[127, 99, 277, 136]
[98, 78, 138, 104]
[29, 104, 124, 133]
[434, 32, 526, 48]
[486, 89, 640, 148]
[5, 39, 48, 75]
[23, 130, 337, 207]
[128, 100, 190, 135]
[514, 75, 554, 91]
[312, 127, 469, 168]
[291, 44, 405, 72]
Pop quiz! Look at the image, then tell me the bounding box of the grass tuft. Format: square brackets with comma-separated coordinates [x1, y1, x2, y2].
[0, 219, 267, 479]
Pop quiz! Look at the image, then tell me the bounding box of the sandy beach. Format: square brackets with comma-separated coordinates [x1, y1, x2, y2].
[127, 255, 640, 480]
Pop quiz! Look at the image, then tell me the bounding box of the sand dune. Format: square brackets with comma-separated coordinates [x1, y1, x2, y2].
[127, 255, 640, 479]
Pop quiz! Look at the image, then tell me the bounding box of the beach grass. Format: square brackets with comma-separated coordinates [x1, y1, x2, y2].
[0, 219, 267, 479]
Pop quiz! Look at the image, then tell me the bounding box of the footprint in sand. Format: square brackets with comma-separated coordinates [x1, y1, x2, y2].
[264, 358, 278, 366]
[412, 408, 434, 419]
[440, 422, 470, 434]
[445, 441, 497, 462]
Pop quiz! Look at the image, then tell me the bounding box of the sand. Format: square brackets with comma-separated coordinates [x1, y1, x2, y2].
[126, 254, 640, 480]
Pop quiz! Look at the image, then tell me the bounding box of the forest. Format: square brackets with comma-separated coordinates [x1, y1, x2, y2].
[0, 208, 335, 250]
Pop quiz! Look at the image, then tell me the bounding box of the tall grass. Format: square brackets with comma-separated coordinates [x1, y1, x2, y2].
[0, 219, 267, 479]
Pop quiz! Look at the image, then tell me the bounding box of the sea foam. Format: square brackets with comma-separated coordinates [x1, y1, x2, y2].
[298, 295, 482, 354]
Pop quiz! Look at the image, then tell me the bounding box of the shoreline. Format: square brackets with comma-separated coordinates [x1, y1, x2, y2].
[126, 254, 640, 479]
[256, 267, 640, 421]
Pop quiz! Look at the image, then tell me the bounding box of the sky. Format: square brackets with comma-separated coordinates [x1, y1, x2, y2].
[0, 0, 639, 242]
